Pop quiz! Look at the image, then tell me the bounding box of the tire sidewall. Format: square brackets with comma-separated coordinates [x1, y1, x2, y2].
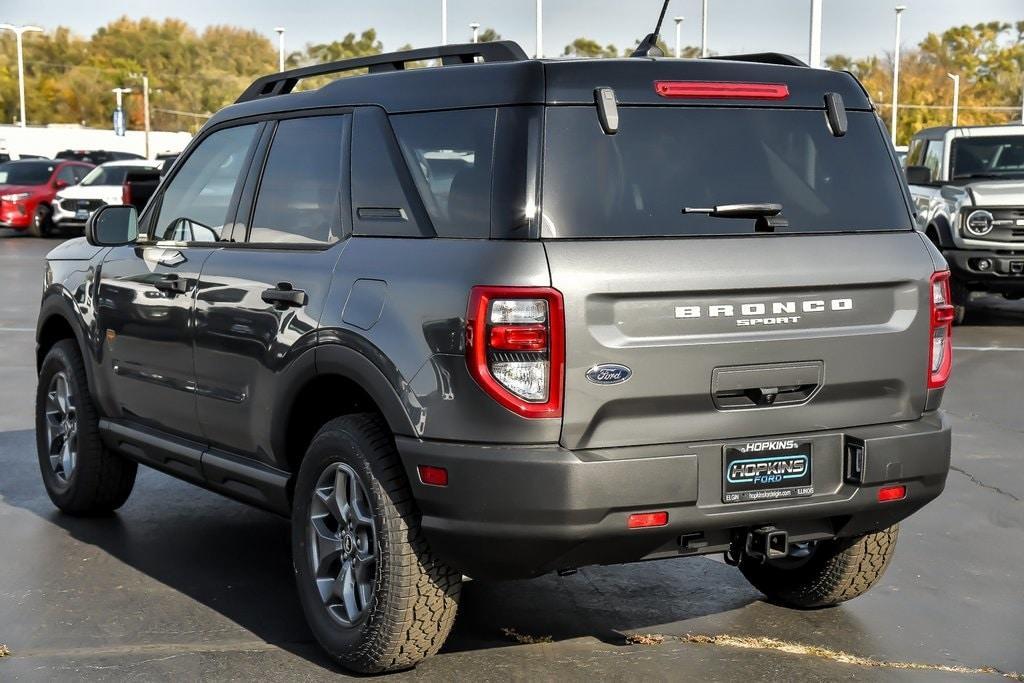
[30, 204, 52, 237]
[35, 340, 87, 499]
[291, 421, 392, 661]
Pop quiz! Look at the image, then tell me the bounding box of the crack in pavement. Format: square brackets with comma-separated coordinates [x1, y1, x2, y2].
[950, 465, 1022, 503]
[6, 640, 288, 660]
[679, 634, 1024, 681]
[944, 408, 1024, 439]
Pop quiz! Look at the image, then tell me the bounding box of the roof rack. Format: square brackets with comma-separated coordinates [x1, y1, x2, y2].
[706, 52, 808, 68]
[236, 41, 529, 103]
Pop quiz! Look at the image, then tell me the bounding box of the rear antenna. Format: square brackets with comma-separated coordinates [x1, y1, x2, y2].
[631, 0, 671, 57]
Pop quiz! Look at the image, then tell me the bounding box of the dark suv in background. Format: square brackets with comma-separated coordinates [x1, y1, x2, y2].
[35, 40, 952, 672]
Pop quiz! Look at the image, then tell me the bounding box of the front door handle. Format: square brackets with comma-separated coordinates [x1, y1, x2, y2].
[153, 274, 188, 295]
[262, 282, 307, 309]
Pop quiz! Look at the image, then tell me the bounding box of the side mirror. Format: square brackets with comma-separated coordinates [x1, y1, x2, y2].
[54, 178, 69, 190]
[905, 165, 932, 185]
[86, 205, 139, 246]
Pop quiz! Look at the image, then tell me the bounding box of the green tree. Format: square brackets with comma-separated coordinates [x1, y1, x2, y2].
[478, 28, 501, 43]
[563, 37, 619, 58]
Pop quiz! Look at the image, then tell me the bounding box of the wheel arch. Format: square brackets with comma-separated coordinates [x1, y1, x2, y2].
[278, 340, 420, 482]
[36, 294, 97, 396]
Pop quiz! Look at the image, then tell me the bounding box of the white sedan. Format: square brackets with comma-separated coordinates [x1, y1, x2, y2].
[52, 159, 162, 229]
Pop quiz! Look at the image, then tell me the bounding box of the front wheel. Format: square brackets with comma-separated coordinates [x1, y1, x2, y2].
[35, 339, 137, 514]
[28, 204, 53, 238]
[291, 414, 461, 673]
[739, 525, 898, 608]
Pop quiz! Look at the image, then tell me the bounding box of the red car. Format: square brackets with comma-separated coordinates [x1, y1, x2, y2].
[0, 159, 93, 237]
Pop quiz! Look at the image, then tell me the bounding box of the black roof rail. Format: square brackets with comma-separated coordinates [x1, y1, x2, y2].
[236, 41, 529, 103]
[706, 52, 808, 68]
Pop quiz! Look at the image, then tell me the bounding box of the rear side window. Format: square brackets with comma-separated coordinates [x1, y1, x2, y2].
[248, 116, 347, 245]
[391, 109, 496, 238]
[541, 107, 912, 238]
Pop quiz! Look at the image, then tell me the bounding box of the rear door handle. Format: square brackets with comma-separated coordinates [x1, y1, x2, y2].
[153, 274, 188, 295]
[261, 283, 307, 309]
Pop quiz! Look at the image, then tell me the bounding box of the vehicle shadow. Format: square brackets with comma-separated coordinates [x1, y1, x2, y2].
[965, 295, 1024, 326]
[1, 426, 768, 672]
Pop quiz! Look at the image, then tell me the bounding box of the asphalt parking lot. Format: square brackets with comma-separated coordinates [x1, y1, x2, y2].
[0, 230, 1021, 682]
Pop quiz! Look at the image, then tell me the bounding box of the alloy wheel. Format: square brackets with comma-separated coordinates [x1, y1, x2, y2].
[44, 370, 78, 482]
[308, 462, 378, 626]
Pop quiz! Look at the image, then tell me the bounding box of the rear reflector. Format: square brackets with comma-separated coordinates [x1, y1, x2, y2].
[417, 465, 448, 487]
[654, 80, 790, 100]
[878, 485, 906, 502]
[627, 511, 668, 528]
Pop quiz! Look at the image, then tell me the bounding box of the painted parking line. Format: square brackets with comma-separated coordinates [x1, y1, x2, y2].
[953, 345, 1024, 352]
[0, 327, 35, 332]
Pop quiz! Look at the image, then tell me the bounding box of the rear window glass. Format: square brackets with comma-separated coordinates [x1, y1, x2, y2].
[541, 107, 911, 238]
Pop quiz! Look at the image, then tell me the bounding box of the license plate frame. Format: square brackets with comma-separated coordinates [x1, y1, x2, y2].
[722, 439, 813, 503]
[75, 209, 89, 220]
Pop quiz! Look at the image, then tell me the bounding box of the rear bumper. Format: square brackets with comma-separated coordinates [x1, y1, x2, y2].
[944, 249, 1024, 290]
[397, 412, 951, 578]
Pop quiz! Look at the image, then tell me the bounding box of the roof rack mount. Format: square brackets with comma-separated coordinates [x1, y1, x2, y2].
[237, 41, 529, 103]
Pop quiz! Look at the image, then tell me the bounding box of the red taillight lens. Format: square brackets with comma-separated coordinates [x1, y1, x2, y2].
[928, 271, 954, 389]
[466, 286, 564, 419]
[878, 484, 906, 502]
[417, 465, 448, 487]
[654, 80, 790, 100]
[489, 324, 548, 351]
[627, 511, 669, 528]
[122, 182, 132, 206]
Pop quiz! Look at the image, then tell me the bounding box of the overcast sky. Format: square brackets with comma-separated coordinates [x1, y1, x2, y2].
[4, 0, 1022, 61]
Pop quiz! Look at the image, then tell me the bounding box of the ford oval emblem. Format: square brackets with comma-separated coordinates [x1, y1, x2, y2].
[586, 363, 632, 385]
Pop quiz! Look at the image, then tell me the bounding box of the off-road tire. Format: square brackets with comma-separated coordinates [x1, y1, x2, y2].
[739, 525, 898, 608]
[28, 204, 53, 238]
[35, 339, 137, 514]
[291, 414, 461, 673]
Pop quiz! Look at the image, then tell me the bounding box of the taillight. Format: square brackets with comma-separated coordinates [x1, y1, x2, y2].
[122, 182, 132, 206]
[654, 80, 790, 100]
[466, 286, 564, 418]
[928, 271, 954, 389]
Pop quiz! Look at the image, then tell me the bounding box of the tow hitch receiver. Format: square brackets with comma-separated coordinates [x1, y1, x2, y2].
[745, 526, 789, 561]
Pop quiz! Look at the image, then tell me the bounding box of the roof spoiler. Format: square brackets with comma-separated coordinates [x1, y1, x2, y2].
[707, 52, 808, 67]
[236, 41, 529, 103]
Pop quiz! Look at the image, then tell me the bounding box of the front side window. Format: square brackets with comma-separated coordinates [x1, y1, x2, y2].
[248, 115, 347, 245]
[56, 166, 77, 185]
[153, 124, 258, 242]
[922, 141, 944, 182]
[951, 135, 1024, 180]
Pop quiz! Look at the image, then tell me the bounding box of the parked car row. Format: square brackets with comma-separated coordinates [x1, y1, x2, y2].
[0, 150, 176, 237]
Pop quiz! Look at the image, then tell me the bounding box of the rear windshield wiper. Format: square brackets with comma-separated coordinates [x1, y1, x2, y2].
[682, 203, 788, 232]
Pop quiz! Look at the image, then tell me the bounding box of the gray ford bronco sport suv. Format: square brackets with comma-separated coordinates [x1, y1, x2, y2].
[35, 39, 953, 672]
[905, 124, 1024, 323]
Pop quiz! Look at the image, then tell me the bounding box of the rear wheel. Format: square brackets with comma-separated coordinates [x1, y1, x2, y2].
[35, 339, 137, 514]
[739, 525, 898, 608]
[291, 414, 460, 673]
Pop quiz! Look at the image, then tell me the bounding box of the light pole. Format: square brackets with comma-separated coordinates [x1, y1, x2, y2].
[0, 24, 43, 128]
[129, 73, 151, 158]
[808, 0, 822, 68]
[274, 27, 286, 71]
[890, 5, 906, 145]
[948, 73, 960, 127]
[441, 0, 448, 45]
[674, 16, 684, 58]
[470, 22, 480, 43]
[536, 0, 543, 58]
[700, 0, 708, 57]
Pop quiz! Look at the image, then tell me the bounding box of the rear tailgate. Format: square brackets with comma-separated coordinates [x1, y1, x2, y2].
[546, 232, 934, 450]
